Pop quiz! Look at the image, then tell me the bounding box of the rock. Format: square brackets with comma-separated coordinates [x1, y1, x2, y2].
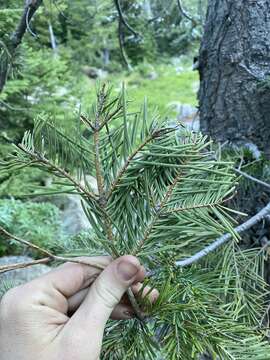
[34, 175, 97, 236]
[0, 256, 50, 286]
[177, 104, 198, 119]
[168, 102, 200, 131]
[145, 71, 158, 80]
[61, 194, 92, 235]
[175, 66, 184, 74]
[82, 66, 108, 79]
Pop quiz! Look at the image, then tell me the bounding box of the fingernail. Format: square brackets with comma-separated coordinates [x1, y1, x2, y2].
[117, 261, 139, 281]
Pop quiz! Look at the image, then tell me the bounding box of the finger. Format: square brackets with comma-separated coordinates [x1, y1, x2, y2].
[69, 255, 144, 334]
[131, 283, 159, 303]
[19, 256, 111, 313]
[67, 281, 158, 315]
[68, 288, 134, 319]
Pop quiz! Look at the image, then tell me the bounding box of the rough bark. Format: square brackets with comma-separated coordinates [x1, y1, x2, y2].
[198, 0, 270, 157]
[0, 0, 43, 93]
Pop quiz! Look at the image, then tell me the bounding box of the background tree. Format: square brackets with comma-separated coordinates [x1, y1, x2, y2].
[198, 0, 270, 157]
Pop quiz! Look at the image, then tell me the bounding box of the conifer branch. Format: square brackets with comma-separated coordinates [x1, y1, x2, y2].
[17, 143, 98, 202]
[93, 85, 114, 243]
[163, 193, 235, 215]
[175, 201, 270, 267]
[133, 171, 183, 255]
[108, 134, 155, 197]
[234, 168, 270, 190]
[92, 86, 145, 320]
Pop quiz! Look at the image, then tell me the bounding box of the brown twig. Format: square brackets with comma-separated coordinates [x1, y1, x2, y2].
[0, 226, 105, 272]
[0, 257, 51, 274]
[17, 144, 98, 202]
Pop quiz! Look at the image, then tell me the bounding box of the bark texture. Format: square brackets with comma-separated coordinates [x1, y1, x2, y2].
[198, 0, 270, 157]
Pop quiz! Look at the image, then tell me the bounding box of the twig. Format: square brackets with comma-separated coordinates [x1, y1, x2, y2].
[0, 226, 53, 257]
[108, 134, 154, 197]
[25, 6, 37, 38]
[176, 0, 196, 24]
[0, 257, 51, 274]
[93, 85, 114, 243]
[234, 168, 270, 190]
[175, 201, 270, 267]
[17, 143, 98, 202]
[117, 19, 132, 71]
[0, 226, 105, 271]
[113, 0, 139, 38]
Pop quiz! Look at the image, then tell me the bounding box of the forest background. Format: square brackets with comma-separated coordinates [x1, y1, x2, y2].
[1, 1, 270, 358]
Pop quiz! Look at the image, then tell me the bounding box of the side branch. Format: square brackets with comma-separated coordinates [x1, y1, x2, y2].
[234, 168, 270, 190]
[175, 201, 270, 267]
[133, 170, 184, 255]
[17, 144, 98, 202]
[164, 193, 235, 215]
[0, 0, 43, 92]
[0, 257, 50, 274]
[0, 226, 105, 271]
[108, 134, 154, 197]
[176, 0, 196, 24]
[113, 0, 139, 37]
[11, 0, 43, 47]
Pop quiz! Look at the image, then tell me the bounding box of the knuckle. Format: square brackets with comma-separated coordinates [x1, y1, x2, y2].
[0, 285, 31, 318]
[93, 280, 119, 309]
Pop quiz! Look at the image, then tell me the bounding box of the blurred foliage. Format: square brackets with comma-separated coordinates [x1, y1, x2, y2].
[0, 199, 64, 256]
[0, 0, 203, 141]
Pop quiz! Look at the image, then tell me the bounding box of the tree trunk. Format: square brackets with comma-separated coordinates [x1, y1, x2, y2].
[198, 0, 270, 157]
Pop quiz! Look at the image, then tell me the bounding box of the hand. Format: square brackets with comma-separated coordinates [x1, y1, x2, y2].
[0, 255, 158, 360]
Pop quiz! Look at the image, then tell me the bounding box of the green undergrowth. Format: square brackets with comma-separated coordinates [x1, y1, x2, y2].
[77, 63, 198, 122]
[0, 199, 64, 256]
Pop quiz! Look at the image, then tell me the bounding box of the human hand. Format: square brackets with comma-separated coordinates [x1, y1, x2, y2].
[0, 255, 158, 360]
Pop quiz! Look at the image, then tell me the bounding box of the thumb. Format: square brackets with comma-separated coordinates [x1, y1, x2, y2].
[70, 255, 144, 333]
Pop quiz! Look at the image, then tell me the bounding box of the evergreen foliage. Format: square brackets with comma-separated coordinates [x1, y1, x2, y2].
[1, 85, 270, 358]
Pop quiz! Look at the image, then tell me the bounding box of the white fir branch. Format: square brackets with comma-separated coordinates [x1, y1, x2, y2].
[176, 201, 270, 267]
